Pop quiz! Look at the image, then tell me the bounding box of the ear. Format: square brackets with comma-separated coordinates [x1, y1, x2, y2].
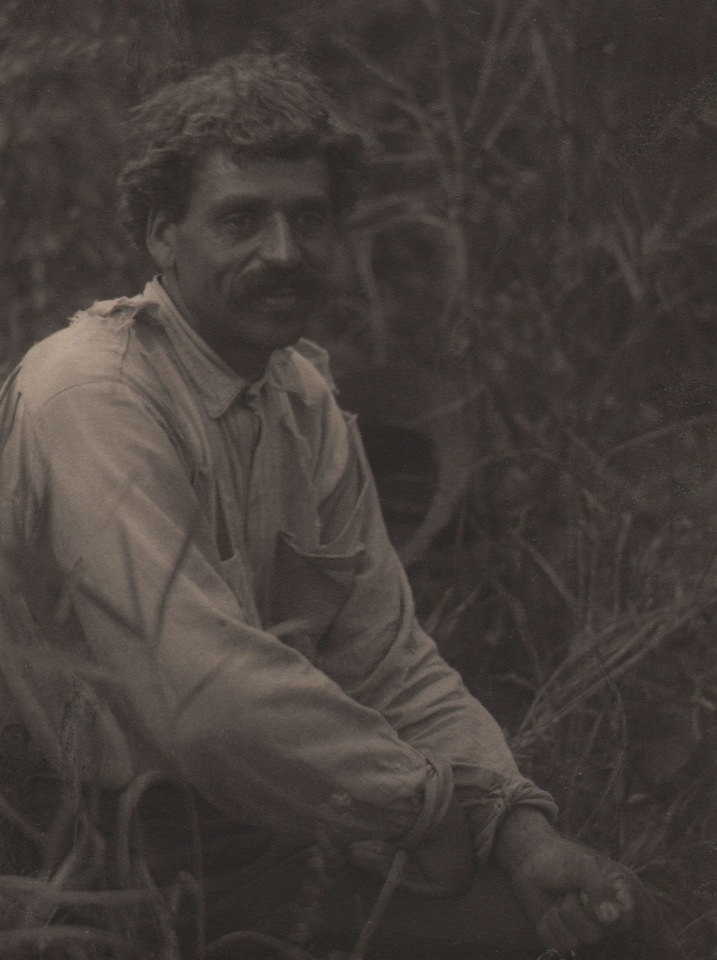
[146, 210, 179, 271]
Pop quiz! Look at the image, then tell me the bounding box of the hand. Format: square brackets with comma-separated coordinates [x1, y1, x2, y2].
[511, 835, 634, 954]
[494, 808, 635, 955]
[350, 798, 474, 897]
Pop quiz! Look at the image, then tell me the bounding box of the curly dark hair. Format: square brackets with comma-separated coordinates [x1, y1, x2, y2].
[118, 51, 367, 247]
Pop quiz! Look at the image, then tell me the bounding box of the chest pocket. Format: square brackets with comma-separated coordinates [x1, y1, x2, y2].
[269, 532, 364, 662]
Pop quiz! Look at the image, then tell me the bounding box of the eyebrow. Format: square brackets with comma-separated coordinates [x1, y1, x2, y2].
[210, 195, 332, 218]
[210, 198, 264, 218]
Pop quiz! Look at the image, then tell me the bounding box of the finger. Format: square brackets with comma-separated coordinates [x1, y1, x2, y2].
[537, 906, 582, 955]
[556, 891, 605, 945]
[349, 842, 394, 877]
[351, 839, 391, 858]
[572, 855, 635, 928]
[394, 875, 447, 897]
[613, 876, 635, 917]
[398, 854, 465, 897]
[579, 875, 634, 929]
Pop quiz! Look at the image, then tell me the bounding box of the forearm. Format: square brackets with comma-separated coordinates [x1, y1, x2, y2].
[320, 421, 518, 773]
[322, 563, 558, 859]
[492, 806, 559, 875]
[318, 419, 556, 858]
[390, 631, 558, 861]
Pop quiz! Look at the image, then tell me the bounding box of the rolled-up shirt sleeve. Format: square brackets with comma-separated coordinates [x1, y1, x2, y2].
[315, 401, 558, 863]
[5, 375, 454, 845]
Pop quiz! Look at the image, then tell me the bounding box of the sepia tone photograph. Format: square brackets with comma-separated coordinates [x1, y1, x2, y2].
[0, 1, 715, 958]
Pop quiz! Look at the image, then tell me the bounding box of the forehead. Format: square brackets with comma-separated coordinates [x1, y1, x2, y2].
[188, 150, 332, 211]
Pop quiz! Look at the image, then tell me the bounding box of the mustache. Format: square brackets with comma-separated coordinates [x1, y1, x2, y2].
[232, 267, 324, 300]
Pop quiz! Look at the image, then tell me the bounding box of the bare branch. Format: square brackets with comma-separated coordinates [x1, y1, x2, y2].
[465, 0, 510, 131]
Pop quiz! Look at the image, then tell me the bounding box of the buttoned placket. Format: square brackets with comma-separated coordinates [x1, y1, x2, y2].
[243, 382, 286, 629]
[204, 394, 261, 629]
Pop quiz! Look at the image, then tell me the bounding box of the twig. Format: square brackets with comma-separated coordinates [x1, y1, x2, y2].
[512, 533, 575, 608]
[612, 512, 632, 616]
[185, 790, 206, 960]
[431, 6, 465, 188]
[497, 0, 543, 65]
[600, 412, 717, 466]
[0, 792, 46, 851]
[352, 233, 388, 365]
[515, 593, 716, 745]
[135, 858, 183, 960]
[0, 925, 133, 952]
[528, 22, 561, 120]
[116, 770, 170, 887]
[333, 34, 453, 192]
[479, 64, 538, 153]
[205, 930, 316, 959]
[464, 0, 510, 131]
[0, 875, 164, 906]
[349, 848, 407, 960]
[489, 577, 545, 685]
[574, 654, 629, 841]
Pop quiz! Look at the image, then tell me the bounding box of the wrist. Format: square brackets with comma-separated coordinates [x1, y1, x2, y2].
[492, 806, 558, 876]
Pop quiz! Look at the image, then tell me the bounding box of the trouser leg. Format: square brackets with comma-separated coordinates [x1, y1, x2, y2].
[319, 865, 684, 960]
[135, 786, 540, 958]
[118, 786, 684, 960]
[320, 864, 541, 960]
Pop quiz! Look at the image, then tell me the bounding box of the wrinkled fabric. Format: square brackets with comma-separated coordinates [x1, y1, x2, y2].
[0, 279, 556, 859]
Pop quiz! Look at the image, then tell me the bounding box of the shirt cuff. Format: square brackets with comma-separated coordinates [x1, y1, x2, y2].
[458, 769, 558, 865]
[395, 751, 455, 848]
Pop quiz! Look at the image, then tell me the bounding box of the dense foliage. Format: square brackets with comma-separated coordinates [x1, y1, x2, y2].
[2, 0, 717, 956]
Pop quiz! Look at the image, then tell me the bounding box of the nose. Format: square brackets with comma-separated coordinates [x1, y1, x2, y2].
[259, 213, 301, 268]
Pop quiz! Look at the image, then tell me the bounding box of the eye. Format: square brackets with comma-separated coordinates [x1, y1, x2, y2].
[223, 213, 261, 239]
[292, 209, 331, 238]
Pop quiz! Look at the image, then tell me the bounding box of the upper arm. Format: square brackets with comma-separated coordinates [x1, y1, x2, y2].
[30, 379, 219, 572]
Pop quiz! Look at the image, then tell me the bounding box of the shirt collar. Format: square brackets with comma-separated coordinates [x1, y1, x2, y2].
[139, 278, 305, 418]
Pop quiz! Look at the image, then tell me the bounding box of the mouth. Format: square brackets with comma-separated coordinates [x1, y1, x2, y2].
[249, 284, 323, 320]
[258, 292, 301, 306]
[235, 269, 322, 303]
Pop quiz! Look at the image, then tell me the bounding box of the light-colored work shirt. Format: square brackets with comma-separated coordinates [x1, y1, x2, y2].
[0, 279, 556, 860]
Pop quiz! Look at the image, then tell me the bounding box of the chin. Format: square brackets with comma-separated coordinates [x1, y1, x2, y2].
[223, 300, 314, 351]
[245, 325, 308, 355]
[257, 311, 312, 344]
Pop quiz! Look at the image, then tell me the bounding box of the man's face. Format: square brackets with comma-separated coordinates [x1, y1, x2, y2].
[151, 150, 337, 376]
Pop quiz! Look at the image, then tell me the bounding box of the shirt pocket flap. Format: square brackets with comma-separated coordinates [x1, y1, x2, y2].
[270, 532, 364, 659]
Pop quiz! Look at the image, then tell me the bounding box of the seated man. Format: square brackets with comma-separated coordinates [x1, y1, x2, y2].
[0, 51, 661, 959]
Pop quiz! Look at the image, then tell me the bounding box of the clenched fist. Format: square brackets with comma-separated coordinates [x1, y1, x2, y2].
[494, 807, 637, 954]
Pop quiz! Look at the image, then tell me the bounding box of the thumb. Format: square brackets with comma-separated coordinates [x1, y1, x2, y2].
[349, 840, 395, 877]
[574, 858, 634, 928]
[584, 875, 688, 960]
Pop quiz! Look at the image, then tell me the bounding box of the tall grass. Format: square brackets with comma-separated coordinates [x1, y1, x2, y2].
[318, 1, 717, 955]
[0, 0, 188, 376]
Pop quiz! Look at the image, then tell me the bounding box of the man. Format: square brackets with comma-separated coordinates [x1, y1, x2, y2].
[0, 52, 653, 958]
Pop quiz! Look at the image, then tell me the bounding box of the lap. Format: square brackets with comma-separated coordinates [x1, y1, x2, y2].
[20, 780, 663, 959]
[133, 786, 540, 957]
[320, 864, 541, 960]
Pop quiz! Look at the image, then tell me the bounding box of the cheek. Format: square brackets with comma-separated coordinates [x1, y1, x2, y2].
[220, 243, 259, 275]
[205, 252, 250, 294]
[304, 240, 334, 271]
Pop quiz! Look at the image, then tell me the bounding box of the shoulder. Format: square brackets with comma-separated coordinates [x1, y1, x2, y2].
[15, 295, 157, 416]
